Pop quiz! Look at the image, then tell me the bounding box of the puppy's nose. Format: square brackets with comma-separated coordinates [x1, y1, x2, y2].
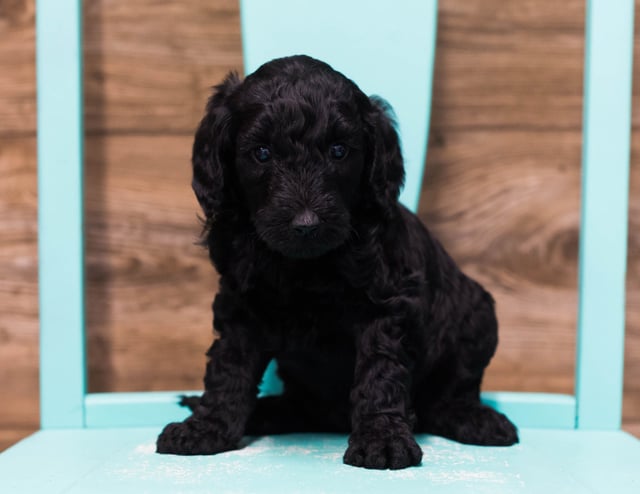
[291, 210, 320, 236]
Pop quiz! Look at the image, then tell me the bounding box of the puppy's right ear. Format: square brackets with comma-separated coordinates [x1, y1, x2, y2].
[192, 73, 241, 220]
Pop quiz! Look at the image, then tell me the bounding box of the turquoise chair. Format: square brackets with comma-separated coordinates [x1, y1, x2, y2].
[1, 0, 639, 491]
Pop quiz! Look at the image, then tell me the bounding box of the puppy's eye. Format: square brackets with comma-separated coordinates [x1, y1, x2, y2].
[329, 143, 348, 161]
[253, 146, 272, 163]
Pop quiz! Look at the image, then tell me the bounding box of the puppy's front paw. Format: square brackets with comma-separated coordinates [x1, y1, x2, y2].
[343, 429, 422, 470]
[156, 419, 237, 455]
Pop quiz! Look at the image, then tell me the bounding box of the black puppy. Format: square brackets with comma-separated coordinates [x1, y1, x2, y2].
[157, 55, 518, 469]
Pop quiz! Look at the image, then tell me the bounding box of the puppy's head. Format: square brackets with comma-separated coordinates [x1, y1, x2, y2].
[192, 55, 404, 259]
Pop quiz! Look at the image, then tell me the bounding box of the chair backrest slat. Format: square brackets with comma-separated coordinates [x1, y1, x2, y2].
[240, 0, 438, 212]
[575, 0, 634, 429]
[36, 0, 86, 428]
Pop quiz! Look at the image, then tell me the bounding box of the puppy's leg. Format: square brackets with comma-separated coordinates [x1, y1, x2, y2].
[157, 305, 269, 455]
[416, 361, 519, 446]
[416, 295, 518, 446]
[344, 318, 422, 470]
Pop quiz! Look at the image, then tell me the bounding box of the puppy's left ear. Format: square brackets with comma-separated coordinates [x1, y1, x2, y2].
[364, 96, 405, 216]
[192, 73, 241, 221]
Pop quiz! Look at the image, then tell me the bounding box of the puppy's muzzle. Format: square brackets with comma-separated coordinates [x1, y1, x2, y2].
[291, 209, 320, 237]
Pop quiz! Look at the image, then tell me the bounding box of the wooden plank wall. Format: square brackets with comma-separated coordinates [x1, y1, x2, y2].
[0, 0, 638, 449]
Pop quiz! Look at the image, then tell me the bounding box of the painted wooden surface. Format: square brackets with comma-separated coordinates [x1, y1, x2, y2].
[0, 0, 639, 447]
[2, 428, 640, 493]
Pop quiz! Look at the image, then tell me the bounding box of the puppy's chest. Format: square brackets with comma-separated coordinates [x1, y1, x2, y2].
[247, 275, 368, 336]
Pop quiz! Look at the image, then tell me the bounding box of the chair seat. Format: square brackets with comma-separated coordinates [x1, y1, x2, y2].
[1, 428, 638, 493]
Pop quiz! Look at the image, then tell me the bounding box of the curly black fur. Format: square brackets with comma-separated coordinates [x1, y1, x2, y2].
[156, 55, 518, 469]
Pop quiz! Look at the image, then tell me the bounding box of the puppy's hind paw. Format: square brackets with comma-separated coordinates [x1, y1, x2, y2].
[459, 405, 519, 446]
[424, 403, 519, 447]
[343, 429, 422, 470]
[479, 407, 519, 446]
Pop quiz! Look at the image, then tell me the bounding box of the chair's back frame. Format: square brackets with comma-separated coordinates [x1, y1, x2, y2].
[575, 0, 634, 430]
[36, 0, 86, 429]
[35, 0, 634, 431]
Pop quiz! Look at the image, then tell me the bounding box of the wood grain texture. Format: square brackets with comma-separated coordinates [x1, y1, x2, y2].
[0, 1, 39, 432]
[0, 0, 638, 437]
[0, 0, 35, 136]
[424, 0, 585, 397]
[432, 0, 586, 131]
[83, 0, 242, 135]
[421, 129, 581, 395]
[625, 133, 640, 422]
[0, 137, 39, 428]
[85, 135, 216, 391]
